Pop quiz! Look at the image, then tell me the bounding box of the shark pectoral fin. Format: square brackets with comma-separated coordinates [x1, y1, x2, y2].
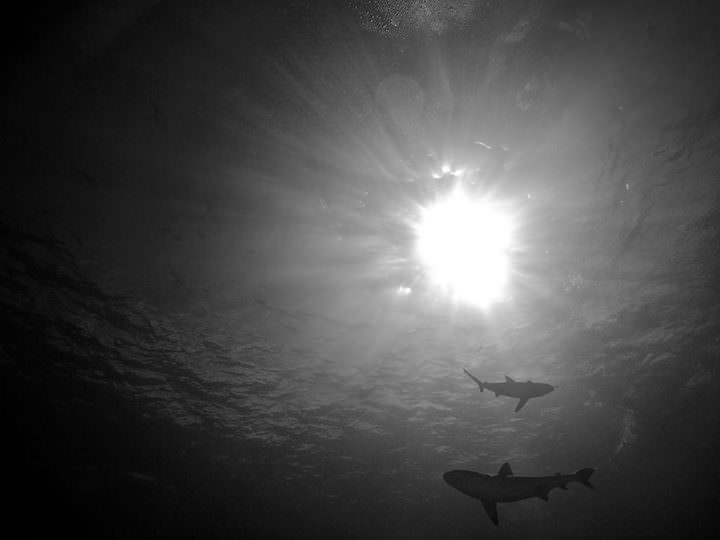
[481, 499, 499, 526]
[514, 398, 529, 412]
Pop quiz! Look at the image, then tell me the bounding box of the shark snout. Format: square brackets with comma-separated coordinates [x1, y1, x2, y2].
[443, 471, 462, 487]
[443, 470, 474, 491]
[539, 383, 554, 396]
[443, 470, 488, 495]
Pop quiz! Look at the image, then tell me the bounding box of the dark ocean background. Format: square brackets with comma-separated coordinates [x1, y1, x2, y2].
[4, 1, 720, 537]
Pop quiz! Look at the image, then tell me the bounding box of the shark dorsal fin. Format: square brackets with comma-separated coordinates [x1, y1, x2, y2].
[505, 375, 515, 383]
[498, 462, 513, 478]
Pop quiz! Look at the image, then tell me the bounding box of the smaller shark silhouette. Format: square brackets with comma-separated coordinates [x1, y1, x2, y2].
[443, 462, 595, 525]
[463, 368, 554, 412]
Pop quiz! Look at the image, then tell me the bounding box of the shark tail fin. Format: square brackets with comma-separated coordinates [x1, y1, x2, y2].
[576, 468, 595, 489]
[463, 368, 484, 392]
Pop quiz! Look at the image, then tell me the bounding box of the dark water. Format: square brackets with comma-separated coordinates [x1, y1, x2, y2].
[4, 1, 720, 537]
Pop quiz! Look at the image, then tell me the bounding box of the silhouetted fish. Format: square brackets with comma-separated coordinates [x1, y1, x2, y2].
[464, 368, 554, 412]
[444, 462, 594, 525]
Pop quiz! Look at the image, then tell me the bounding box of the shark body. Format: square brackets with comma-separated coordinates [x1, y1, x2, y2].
[463, 368, 554, 412]
[443, 462, 594, 525]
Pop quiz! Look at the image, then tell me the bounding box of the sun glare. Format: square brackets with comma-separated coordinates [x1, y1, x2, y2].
[416, 187, 514, 307]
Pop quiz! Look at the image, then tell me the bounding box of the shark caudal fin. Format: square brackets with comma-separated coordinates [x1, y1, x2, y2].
[576, 468, 595, 489]
[463, 369, 484, 392]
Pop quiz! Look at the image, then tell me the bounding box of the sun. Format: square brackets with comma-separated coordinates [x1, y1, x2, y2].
[415, 186, 514, 307]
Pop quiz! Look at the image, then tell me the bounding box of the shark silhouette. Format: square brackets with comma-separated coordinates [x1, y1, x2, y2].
[443, 462, 595, 525]
[463, 368, 554, 412]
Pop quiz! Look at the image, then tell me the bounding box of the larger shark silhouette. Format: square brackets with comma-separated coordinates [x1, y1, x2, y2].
[443, 462, 595, 525]
[463, 368, 554, 412]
